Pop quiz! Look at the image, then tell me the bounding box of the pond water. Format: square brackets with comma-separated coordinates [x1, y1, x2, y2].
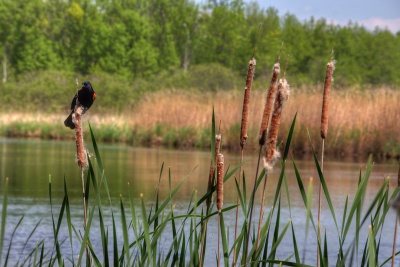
[0, 137, 398, 266]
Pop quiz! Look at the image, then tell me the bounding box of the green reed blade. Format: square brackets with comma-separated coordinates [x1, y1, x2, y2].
[283, 174, 291, 217]
[17, 218, 42, 266]
[268, 197, 282, 265]
[140, 196, 154, 266]
[4, 215, 24, 267]
[219, 213, 229, 267]
[120, 197, 131, 266]
[259, 259, 313, 267]
[309, 133, 339, 235]
[98, 207, 109, 266]
[267, 220, 291, 263]
[63, 178, 74, 262]
[0, 177, 8, 264]
[77, 199, 96, 267]
[87, 240, 102, 266]
[290, 222, 300, 264]
[368, 226, 376, 267]
[149, 168, 194, 225]
[283, 112, 297, 161]
[110, 213, 118, 266]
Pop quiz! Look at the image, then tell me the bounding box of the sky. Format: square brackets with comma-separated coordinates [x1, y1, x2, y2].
[252, 0, 400, 33]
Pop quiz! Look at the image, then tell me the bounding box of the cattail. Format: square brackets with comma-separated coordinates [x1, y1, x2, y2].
[240, 58, 256, 148]
[320, 59, 335, 139]
[215, 134, 221, 164]
[264, 78, 290, 171]
[74, 105, 88, 169]
[216, 153, 224, 212]
[259, 63, 280, 146]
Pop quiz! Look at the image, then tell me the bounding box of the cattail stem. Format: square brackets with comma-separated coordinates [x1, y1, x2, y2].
[318, 53, 334, 267]
[74, 98, 89, 261]
[216, 153, 224, 267]
[392, 214, 398, 267]
[234, 57, 256, 266]
[244, 62, 280, 265]
[233, 149, 243, 266]
[256, 79, 290, 252]
[199, 160, 214, 267]
[216, 153, 224, 212]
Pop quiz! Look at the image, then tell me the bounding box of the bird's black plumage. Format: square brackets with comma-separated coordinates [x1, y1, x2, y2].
[64, 81, 96, 129]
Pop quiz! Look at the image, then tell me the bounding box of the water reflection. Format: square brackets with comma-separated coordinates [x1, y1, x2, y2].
[0, 138, 398, 265]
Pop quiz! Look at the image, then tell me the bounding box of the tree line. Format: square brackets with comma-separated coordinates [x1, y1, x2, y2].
[0, 0, 399, 87]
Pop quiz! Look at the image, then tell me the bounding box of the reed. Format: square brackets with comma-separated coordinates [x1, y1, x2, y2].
[244, 61, 280, 265]
[256, 78, 290, 248]
[392, 162, 400, 267]
[318, 51, 335, 267]
[216, 152, 224, 267]
[234, 57, 256, 266]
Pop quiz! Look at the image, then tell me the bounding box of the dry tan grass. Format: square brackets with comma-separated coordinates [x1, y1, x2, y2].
[0, 87, 398, 156]
[127, 86, 399, 155]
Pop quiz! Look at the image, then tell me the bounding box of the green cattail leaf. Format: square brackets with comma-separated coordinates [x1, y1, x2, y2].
[120, 197, 131, 266]
[149, 167, 194, 225]
[219, 213, 229, 267]
[308, 130, 340, 236]
[140, 196, 153, 266]
[111, 213, 118, 267]
[0, 177, 8, 264]
[291, 222, 300, 263]
[4, 216, 24, 267]
[368, 226, 376, 267]
[283, 112, 297, 161]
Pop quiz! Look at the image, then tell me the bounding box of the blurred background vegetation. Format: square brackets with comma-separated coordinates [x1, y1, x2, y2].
[0, 0, 399, 112]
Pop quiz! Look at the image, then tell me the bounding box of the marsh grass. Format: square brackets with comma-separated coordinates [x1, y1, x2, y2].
[1, 86, 398, 157]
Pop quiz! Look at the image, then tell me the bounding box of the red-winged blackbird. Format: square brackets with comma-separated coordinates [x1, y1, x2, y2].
[64, 81, 96, 129]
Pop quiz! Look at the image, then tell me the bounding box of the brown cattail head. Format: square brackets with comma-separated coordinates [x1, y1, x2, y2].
[259, 63, 280, 146]
[264, 78, 290, 171]
[215, 133, 221, 164]
[240, 58, 256, 148]
[74, 105, 88, 169]
[206, 160, 214, 207]
[320, 59, 335, 139]
[216, 153, 224, 212]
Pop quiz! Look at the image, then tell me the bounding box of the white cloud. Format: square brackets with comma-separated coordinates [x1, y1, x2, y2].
[358, 18, 400, 33]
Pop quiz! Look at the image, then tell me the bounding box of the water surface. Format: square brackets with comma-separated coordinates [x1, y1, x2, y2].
[0, 138, 398, 265]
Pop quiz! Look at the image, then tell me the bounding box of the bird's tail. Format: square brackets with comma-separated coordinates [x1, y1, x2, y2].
[64, 112, 75, 129]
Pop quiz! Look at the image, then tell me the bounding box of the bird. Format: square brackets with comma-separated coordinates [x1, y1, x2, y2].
[64, 81, 96, 129]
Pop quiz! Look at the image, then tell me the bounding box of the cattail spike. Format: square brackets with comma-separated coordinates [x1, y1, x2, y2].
[259, 63, 280, 146]
[320, 56, 335, 139]
[216, 153, 224, 212]
[75, 105, 88, 169]
[264, 78, 290, 171]
[215, 133, 222, 164]
[240, 58, 256, 148]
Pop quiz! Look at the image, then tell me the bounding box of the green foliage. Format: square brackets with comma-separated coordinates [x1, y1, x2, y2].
[0, 0, 399, 87]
